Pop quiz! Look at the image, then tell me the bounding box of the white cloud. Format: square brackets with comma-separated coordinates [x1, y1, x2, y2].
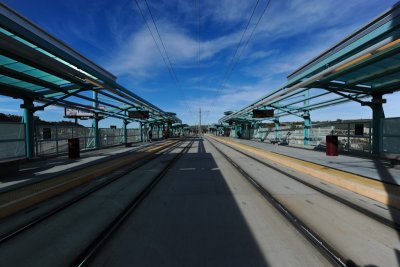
[0, 97, 19, 103]
[108, 22, 243, 77]
[0, 108, 19, 113]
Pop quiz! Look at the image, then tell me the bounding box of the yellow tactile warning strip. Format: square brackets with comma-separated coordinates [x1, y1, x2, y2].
[209, 135, 400, 210]
[0, 140, 179, 219]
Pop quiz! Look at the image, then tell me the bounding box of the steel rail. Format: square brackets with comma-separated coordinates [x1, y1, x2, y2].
[208, 137, 400, 230]
[73, 138, 195, 267]
[0, 140, 182, 244]
[206, 137, 348, 267]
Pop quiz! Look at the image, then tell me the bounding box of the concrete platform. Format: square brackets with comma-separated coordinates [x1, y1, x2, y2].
[0, 141, 163, 191]
[223, 137, 400, 186]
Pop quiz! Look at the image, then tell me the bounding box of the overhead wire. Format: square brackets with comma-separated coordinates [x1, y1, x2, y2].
[133, 0, 196, 123]
[203, 0, 261, 122]
[204, 0, 273, 123]
[143, 0, 197, 123]
[230, 0, 272, 74]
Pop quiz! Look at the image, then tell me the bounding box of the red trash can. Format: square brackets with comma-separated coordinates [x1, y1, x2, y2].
[68, 138, 80, 158]
[326, 135, 338, 156]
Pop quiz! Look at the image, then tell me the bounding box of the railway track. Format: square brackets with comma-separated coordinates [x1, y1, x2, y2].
[0, 140, 180, 220]
[205, 136, 400, 267]
[0, 139, 182, 243]
[208, 137, 400, 230]
[206, 137, 347, 267]
[0, 139, 194, 266]
[73, 139, 194, 266]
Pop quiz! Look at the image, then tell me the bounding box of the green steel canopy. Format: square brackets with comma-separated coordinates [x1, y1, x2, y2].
[220, 3, 400, 123]
[0, 3, 180, 124]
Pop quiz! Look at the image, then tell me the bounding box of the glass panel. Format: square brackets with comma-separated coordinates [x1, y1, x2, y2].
[0, 122, 25, 159]
[0, 123, 25, 141]
[0, 141, 25, 158]
[383, 118, 400, 135]
[0, 55, 16, 65]
[6, 62, 35, 72]
[383, 118, 400, 154]
[383, 137, 400, 154]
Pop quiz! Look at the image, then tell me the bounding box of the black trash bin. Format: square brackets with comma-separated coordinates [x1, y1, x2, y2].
[68, 138, 80, 158]
[326, 135, 338, 156]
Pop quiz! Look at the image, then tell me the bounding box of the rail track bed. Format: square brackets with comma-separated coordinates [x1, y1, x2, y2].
[0, 137, 398, 266]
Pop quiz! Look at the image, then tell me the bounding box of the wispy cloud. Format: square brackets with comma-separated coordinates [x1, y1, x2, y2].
[0, 97, 19, 103]
[4, 0, 397, 125]
[0, 108, 19, 114]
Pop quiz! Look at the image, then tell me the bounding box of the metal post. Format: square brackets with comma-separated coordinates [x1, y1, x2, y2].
[274, 119, 280, 142]
[92, 91, 100, 148]
[55, 125, 59, 154]
[92, 115, 99, 148]
[22, 98, 35, 159]
[370, 94, 385, 154]
[140, 122, 143, 142]
[368, 122, 372, 154]
[303, 112, 311, 145]
[123, 120, 128, 144]
[347, 123, 350, 152]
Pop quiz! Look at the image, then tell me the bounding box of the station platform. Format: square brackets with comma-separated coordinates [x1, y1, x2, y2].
[206, 135, 400, 211]
[0, 141, 164, 191]
[220, 136, 400, 186]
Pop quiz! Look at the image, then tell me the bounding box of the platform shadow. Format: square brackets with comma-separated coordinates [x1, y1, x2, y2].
[375, 160, 400, 264]
[100, 137, 270, 266]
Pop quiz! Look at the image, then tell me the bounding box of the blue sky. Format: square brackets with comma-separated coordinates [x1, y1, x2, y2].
[1, 0, 399, 126]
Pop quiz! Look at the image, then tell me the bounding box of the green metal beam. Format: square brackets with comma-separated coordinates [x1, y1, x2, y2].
[287, 6, 400, 84]
[346, 63, 400, 86]
[35, 88, 83, 110]
[0, 81, 37, 99]
[21, 98, 34, 158]
[318, 42, 400, 87]
[0, 32, 88, 86]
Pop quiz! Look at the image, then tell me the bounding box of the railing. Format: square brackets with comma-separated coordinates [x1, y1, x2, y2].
[309, 121, 372, 154]
[251, 120, 374, 154]
[35, 125, 142, 157]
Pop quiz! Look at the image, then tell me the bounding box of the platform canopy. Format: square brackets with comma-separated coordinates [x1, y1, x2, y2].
[0, 3, 180, 124]
[220, 3, 400, 123]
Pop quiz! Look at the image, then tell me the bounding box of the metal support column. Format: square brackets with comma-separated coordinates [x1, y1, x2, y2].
[123, 119, 129, 144]
[274, 119, 280, 142]
[21, 98, 35, 159]
[303, 111, 311, 145]
[370, 94, 385, 154]
[139, 122, 143, 142]
[92, 91, 100, 148]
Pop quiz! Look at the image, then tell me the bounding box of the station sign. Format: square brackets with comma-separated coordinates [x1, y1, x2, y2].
[252, 109, 274, 118]
[43, 128, 51, 140]
[355, 123, 364, 136]
[128, 110, 149, 119]
[65, 108, 93, 118]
